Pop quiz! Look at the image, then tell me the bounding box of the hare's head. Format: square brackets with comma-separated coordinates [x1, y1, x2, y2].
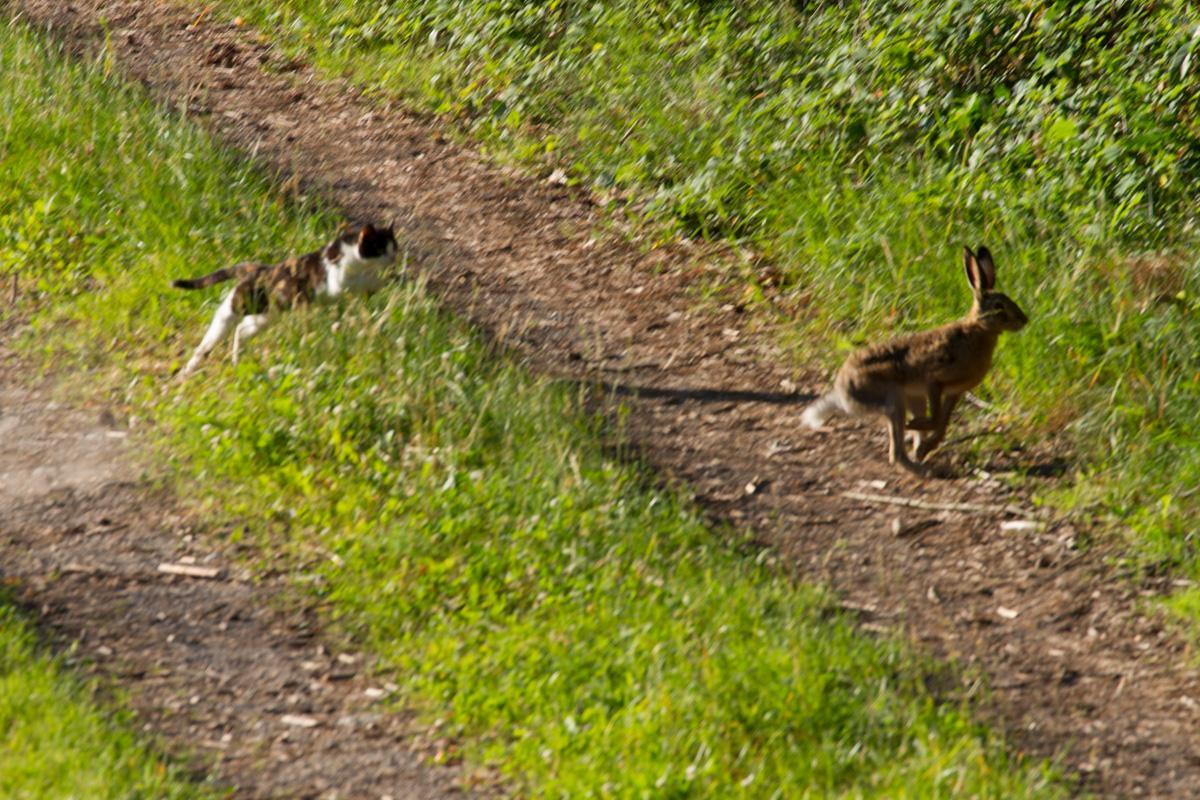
[964, 246, 1028, 333]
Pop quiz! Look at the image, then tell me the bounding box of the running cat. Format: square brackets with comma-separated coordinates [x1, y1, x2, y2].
[174, 222, 397, 378]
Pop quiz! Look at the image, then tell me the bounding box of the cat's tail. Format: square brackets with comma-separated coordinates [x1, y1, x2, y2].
[172, 262, 256, 290]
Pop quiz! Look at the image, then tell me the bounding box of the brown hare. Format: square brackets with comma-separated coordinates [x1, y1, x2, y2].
[801, 246, 1028, 475]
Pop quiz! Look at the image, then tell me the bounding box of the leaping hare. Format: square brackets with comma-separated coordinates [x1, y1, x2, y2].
[801, 246, 1028, 475]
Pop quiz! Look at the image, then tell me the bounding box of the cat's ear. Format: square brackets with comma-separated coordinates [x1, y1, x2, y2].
[358, 223, 375, 243]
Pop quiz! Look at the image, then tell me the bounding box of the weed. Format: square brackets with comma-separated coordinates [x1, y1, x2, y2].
[0, 602, 211, 798]
[213, 0, 1200, 591]
[0, 17, 1062, 797]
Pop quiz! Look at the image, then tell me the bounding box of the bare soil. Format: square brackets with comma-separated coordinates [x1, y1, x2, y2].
[7, 1, 1200, 797]
[0, 346, 476, 799]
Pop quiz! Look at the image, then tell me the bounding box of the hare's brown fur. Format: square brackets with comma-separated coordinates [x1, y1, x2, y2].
[803, 246, 1027, 475]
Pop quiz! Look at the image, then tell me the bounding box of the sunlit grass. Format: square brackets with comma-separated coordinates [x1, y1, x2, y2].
[211, 0, 1200, 593]
[0, 602, 213, 799]
[0, 16, 1064, 797]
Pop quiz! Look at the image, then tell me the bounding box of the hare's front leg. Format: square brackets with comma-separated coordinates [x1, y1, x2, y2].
[905, 385, 941, 457]
[915, 391, 960, 461]
[885, 396, 929, 477]
[907, 384, 941, 431]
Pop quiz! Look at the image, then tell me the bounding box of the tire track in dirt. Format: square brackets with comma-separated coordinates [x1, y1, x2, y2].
[9, 1, 1200, 796]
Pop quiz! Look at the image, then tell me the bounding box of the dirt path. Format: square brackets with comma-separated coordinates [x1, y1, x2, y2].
[0, 342, 475, 798]
[8, 1, 1200, 796]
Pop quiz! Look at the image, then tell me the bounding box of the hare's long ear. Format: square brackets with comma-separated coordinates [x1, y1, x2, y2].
[974, 246, 996, 291]
[963, 246, 983, 297]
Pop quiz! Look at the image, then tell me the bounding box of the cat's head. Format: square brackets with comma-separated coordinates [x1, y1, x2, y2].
[329, 222, 398, 263]
[355, 222, 398, 261]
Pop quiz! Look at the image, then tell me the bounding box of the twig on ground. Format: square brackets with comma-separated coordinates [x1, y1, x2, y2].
[188, 5, 213, 29]
[157, 562, 221, 579]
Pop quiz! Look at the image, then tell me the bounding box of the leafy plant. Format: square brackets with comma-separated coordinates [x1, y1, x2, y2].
[0, 18, 1059, 797]
[217, 0, 1200, 587]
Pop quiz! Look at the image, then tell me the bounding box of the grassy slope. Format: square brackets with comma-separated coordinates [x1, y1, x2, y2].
[215, 0, 1200, 594]
[0, 602, 212, 799]
[0, 16, 1061, 799]
[0, 29, 220, 800]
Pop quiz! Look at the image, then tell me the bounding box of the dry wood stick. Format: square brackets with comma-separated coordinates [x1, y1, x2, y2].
[157, 562, 221, 579]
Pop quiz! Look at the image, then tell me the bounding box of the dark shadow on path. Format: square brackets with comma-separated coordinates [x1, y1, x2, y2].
[570, 377, 817, 407]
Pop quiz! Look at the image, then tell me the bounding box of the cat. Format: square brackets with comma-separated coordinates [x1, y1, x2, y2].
[173, 222, 398, 378]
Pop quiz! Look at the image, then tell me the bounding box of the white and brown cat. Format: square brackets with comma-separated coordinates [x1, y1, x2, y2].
[173, 222, 397, 378]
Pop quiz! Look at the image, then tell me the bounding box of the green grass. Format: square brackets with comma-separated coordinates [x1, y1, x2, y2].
[0, 600, 212, 799]
[208, 0, 1200, 585]
[0, 15, 1063, 798]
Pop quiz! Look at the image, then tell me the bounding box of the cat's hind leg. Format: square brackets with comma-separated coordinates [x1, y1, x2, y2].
[232, 314, 270, 365]
[179, 294, 237, 379]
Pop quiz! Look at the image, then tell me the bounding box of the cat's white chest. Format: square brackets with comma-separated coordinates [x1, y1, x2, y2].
[322, 257, 385, 297]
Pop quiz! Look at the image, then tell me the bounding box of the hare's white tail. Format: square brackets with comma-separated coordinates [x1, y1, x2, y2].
[801, 392, 843, 429]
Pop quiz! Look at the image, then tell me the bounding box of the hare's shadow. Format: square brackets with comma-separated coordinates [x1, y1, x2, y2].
[585, 378, 1067, 480]
[587, 381, 816, 407]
